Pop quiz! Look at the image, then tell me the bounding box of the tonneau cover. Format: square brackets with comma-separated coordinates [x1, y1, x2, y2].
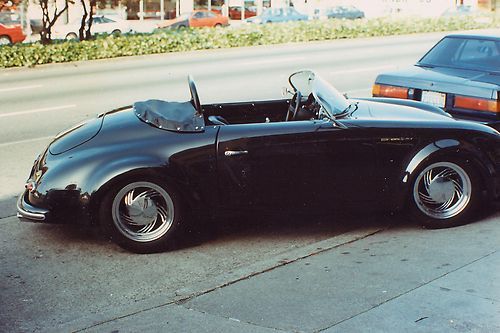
[134, 100, 205, 132]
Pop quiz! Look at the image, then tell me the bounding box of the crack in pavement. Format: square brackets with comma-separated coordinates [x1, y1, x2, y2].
[75, 227, 386, 332]
[315, 249, 499, 333]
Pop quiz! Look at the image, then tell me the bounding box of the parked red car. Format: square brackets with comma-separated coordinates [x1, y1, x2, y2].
[213, 7, 257, 20]
[0, 22, 26, 45]
[158, 10, 228, 29]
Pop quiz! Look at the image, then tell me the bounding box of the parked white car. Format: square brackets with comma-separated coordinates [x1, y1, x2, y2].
[52, 15, 133, 40]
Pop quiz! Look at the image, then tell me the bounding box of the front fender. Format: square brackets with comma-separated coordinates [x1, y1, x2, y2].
[356, 97, 451, 117]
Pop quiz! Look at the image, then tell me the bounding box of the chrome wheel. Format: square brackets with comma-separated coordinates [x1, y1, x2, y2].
[413, 162, 471, 220]
[111, 181, 174, 242]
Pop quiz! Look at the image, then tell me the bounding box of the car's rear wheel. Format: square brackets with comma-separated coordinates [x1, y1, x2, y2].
[0, 35, 12, 45]
[410, 160, 481, 228]
[214, 23, 222, 27]
[100, 179, 183, 253]
[111, 29, 121, 36]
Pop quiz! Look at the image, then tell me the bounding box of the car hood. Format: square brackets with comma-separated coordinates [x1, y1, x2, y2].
[376, 66, 499, 99]
[352, 99, 453, 122]
[348, 99, 499, 134]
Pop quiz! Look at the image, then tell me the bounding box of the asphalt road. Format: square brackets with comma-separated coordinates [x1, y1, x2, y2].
[1, 29, 499, 332]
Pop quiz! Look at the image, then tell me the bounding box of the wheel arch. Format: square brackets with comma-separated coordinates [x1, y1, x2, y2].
[0, 34, 12, 44]
[394, 139, 495, 209]
[86, 157, 202, 224]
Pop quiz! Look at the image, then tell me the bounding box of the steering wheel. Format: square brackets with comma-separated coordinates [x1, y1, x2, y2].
[286, 91, 302, 121]
[188, 75, 202, 114]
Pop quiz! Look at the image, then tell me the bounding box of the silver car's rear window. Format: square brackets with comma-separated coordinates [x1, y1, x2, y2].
[418, 36, 500, 73]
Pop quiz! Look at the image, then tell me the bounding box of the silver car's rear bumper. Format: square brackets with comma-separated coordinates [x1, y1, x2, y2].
[17, 191, 48, 222]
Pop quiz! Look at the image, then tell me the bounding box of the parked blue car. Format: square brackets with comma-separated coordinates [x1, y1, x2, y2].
[246, 7, 308, 24]
[316, 5, 365, 20]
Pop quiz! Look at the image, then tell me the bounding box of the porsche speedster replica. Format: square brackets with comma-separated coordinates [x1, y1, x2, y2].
[18, 71, 500, 253]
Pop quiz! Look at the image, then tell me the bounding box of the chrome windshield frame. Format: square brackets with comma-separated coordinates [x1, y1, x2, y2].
[289, 70, 350, 118]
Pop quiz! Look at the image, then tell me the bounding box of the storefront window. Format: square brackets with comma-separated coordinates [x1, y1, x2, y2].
[126, 0, 176, 20]
[194, 0, 207, 10]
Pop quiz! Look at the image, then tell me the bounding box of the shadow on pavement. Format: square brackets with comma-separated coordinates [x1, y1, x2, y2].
[21, 209, 402, 253]
[176, 210, 403, 249]
[10, 199, 499, 253]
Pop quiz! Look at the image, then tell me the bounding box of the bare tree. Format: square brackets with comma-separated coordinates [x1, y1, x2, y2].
[39, 0, 73, 44]
[78, 0, 95, 41]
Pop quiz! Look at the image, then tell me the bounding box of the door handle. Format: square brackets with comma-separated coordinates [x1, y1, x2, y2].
[224, 150, 248, 157]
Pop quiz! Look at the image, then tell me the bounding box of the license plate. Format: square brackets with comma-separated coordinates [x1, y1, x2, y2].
[421, 91, 446, 108]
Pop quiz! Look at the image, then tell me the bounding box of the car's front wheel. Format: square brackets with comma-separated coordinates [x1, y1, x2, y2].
[100, 179, 183, 253]
[410, 160, 481, 229]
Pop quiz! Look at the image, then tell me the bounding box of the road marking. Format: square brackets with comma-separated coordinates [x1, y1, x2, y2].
[242, 56, 305, 66]
[331, 65, 396, 75]
[0, 104, 77, 118]
[0, 84, 43, 93]
[0, 136, 53, 148]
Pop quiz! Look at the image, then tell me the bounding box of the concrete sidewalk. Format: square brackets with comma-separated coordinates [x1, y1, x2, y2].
[83, 213, 500, 333]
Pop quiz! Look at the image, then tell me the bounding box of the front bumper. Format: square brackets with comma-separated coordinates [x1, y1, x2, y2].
[17, 191, 49, 222]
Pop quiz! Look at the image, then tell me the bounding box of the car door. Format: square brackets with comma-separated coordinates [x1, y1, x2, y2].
[91, 17, 105, 34]
[216, 119, 380, 211]
[274, 8, 285, 22]
[102, 17, 115, 34]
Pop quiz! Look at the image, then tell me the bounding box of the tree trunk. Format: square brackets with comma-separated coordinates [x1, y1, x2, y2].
[85, 0, 96, 40]
[79, 0, 88, 41]
[39, 0, 69, 45]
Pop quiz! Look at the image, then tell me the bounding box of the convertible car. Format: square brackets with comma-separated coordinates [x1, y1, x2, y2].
[17, 71, 500, 253]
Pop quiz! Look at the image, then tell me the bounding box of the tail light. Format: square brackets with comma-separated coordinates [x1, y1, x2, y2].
[372, 84, 409, 99]
[453, 95, 499, 113]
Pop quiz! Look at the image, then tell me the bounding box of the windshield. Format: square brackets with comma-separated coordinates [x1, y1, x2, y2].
[418, 36, 500, 73]
[289, 70, 350, 117]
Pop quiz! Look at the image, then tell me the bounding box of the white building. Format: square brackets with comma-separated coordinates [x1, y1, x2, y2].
[25, 0, 484, 26]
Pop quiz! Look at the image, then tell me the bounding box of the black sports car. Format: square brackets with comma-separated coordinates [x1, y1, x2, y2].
[373, 33, 499, 122]
[18, 71, 500, 253]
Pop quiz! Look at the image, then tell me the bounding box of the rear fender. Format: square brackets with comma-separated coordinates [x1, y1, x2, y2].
[87, 154, 216, 220]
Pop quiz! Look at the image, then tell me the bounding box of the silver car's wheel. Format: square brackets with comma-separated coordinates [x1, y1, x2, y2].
[413, 162, 472, 220]
[111, 181, 175, 243]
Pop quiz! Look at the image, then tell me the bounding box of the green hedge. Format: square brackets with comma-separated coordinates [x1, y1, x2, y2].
[0, 16, 498, 68]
